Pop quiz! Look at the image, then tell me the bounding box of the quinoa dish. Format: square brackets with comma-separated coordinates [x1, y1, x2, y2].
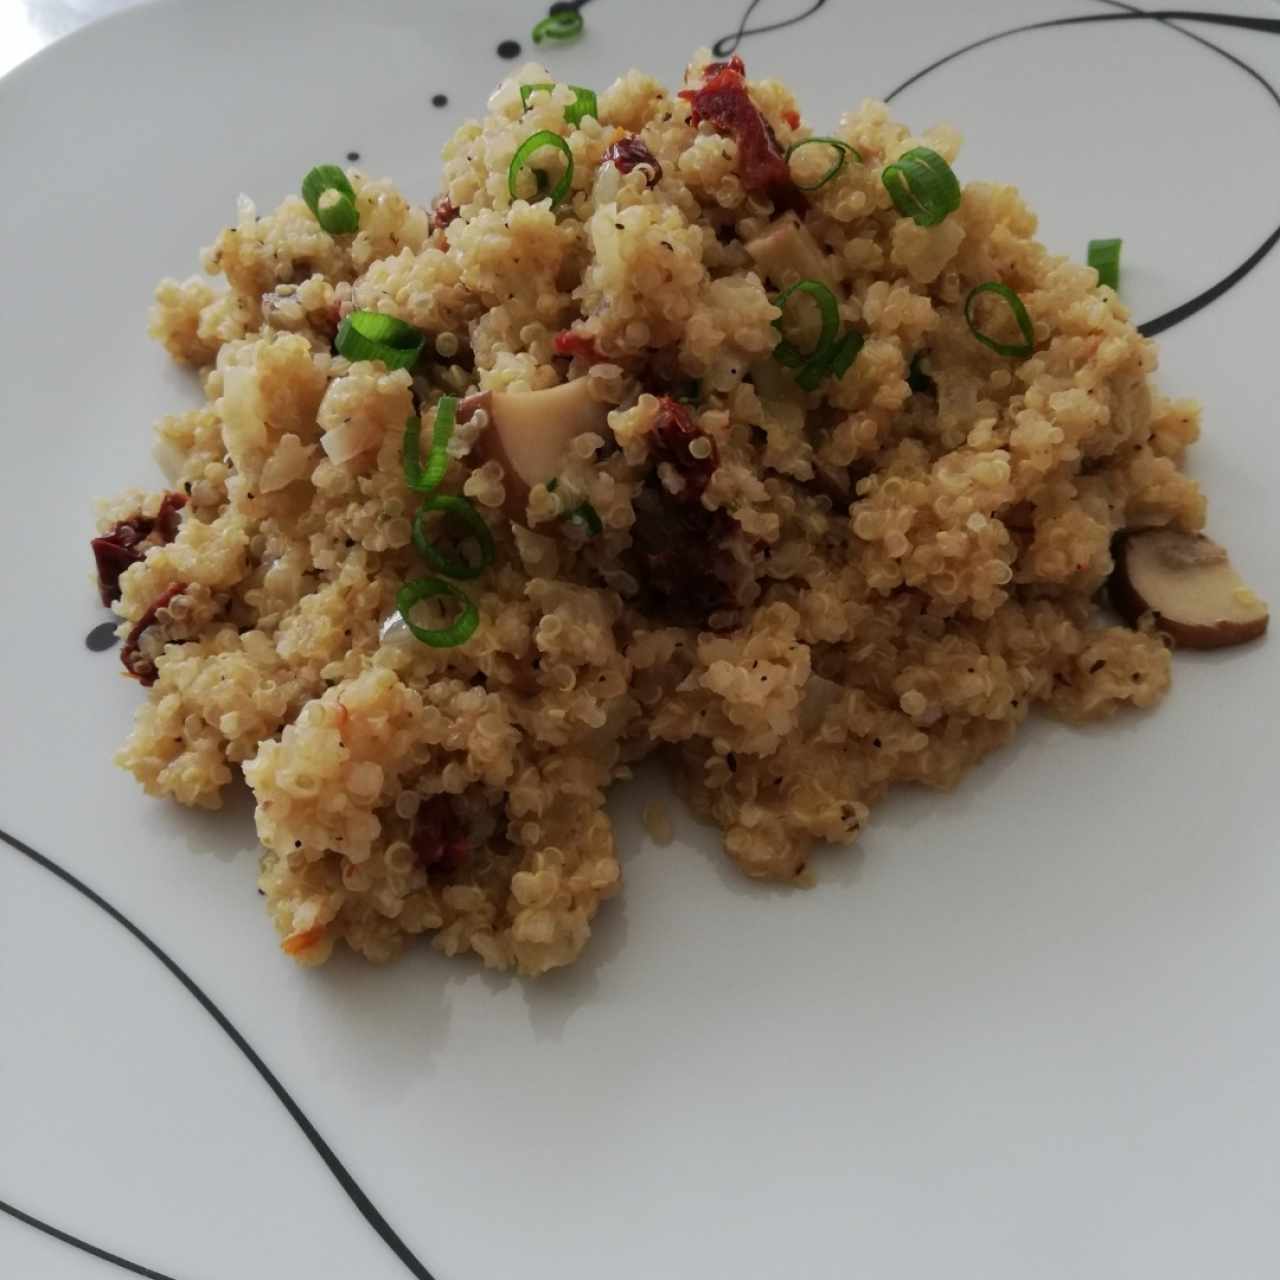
[93, 52, 1269, 975]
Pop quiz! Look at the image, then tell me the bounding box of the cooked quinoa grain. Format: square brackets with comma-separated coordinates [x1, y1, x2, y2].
[100, 51, 1243, 975]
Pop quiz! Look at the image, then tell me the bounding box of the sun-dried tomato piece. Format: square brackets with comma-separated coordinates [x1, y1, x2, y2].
[411, 795, 469, 876]
[120, 581, 187, 687]
[553, 329, 606, 363]
[432, 195, 460, 230]
[650, 396, 718, 502]
[678, 57, 803, 211]
[628, 480, 733, 627]
[91, 492, 187, 606]
[601, 136, 663, 188]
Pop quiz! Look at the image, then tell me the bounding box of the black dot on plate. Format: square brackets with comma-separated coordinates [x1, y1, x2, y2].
[86, 621, 118, 652]
[497, 39, 521, 59]
[432, 93, 448, 108]
[346, 150, 360, 162]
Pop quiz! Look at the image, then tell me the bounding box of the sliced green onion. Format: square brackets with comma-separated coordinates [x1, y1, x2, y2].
[563, 87, 598, 127]
[772, 279, 839, 370]
[784, 137, 861, 192]
[396, 577, 479, 648]
[792, 330, 862, 391]
[907, 352, 934, 395]
[825, 330, 863, 380]
[403, 396, 457, 494]
[964, 282, 1035, 359]
[881, 147, 961, 227]
[412, 494, 495, 580]
[532, 10, 583, 43]
[520, 82, 555, 109]
[336, 311, 425, 370]
[520, 82, 598, 126]
[566, 502, 603, 536]
[1088, 237, 1122, 291]
[508, 130, 575, 207]
[301, 165, 359, 235]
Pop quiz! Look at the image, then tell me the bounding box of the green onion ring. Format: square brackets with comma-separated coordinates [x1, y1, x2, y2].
[964, 282, 1036, 359]
[771, 279, 840, 370]
[532, 10, 583, 43]
[907, 351, 934, 395]
[520, 82, 598, 126]
[825, 330, 863, 380]
[411, 494, 496, 580]
[784, 137, 861, 192]
[1087, 237, 1122, 292]
[336, 310, 425, 370]
[881, 147, 961, 228]
[519, 82, 556, 110]
[301, 165, 360, 235]
[508, 130, 575, 207]
[396, 577, 479, 648]
[403, 396, 458, 494]
[566, 502, 603, 536]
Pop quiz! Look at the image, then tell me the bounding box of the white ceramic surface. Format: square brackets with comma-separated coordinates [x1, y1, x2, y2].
[2, 1, 1279, 1276]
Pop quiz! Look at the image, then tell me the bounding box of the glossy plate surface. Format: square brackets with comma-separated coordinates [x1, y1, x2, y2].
[2, 1, 1278, 1275]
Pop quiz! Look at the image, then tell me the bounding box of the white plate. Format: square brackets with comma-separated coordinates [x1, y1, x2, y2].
[2, 1, 1279, 1276]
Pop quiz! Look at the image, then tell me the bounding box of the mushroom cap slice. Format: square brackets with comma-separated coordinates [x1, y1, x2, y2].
[797, 673, 845, 733]
[469, 380, 612, 522]
[1110, 529, 1269, 650]
[745, 212, 837, 292]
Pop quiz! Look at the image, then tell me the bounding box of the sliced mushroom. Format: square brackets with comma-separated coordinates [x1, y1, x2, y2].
[469, 380, 611, 521]
[745, 212, 837, 291]
[1110, 529, 1269, 650]
[798, 673, 845, 733]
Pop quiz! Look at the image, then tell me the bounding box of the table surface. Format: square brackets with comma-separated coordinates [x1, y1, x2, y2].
[1, 0, 141, 78]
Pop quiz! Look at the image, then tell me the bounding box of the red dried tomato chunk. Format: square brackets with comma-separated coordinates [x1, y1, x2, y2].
[678, 57, 802, 210]
[411, 795, 469, 876]
[92, 492, 187, 606]
[553, 329, 606, 363]
[432, 195, 460, 230]
[121, 581, 187, 687]
[650, 396, 718, 502]
[601, 136, 663, 188]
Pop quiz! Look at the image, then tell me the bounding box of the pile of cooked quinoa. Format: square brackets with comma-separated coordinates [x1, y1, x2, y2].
[96, 51, 1224, 975]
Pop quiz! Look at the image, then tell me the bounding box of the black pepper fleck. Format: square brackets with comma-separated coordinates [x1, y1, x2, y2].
[432, 93, 448, 108]
[346, 150, 360, 162]
[497, 39, 521, 58]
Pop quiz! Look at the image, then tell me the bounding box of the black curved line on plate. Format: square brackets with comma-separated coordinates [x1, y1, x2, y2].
[0, 826, 436, 1280]
[0, 1196, 179, 1280]
[712, 0, 829, 57]
[882, 6, 1280, 338]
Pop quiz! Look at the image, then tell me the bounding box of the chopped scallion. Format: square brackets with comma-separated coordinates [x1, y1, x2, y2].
[825, 330, 863, 380]
[1088, 237, 1122, 291]
[403, 397, 458, 495]
[532, 10, 584, 43]
[907, 352, 934, 395]
[519, 82, 598, 126]
[508, 130, 575, 207]
[301, 165, 359, 235]
[881, 147, 961, 227]
[396, 577, 479, 648]
[567, 502, 603, 536]
[784, 137, 861, 191]
[412, 494, 496, 581]
[771, 279, 840, 370]
[336, 310, 425, 370]
[964, 282, 1035, 359]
